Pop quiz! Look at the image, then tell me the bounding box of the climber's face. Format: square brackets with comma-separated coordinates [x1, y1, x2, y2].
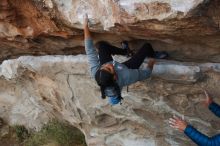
[101, 63, 116, 80]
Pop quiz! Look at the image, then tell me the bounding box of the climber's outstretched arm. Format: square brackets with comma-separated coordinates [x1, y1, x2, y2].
[84, 14, 92, 39]
[83, 14, 100, 78]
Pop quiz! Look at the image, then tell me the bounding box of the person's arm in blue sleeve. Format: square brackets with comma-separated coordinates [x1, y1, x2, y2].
[84, 14, 100, 78]
[119, 59, 154, 87]
[137, 59, 155, 81]
[209, 102, 220, 118]
[169, 116, 220, 146]
[204, 90, 220, 118]
[184, 125, 220, 146]
[138, 68, 152, 81]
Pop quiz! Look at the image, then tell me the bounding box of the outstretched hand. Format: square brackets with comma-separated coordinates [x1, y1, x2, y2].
[169, 116, 187, 132]
[83, 13, 91, 39]
[204, 90, 213, 107]
[83, 13, 89, 27]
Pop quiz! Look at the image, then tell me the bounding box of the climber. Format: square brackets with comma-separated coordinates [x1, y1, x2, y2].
[169, 90, 220, 146]
[84, 14, 167, 105]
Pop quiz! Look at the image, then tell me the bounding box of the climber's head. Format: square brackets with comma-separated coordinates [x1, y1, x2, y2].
[95, 63, 116, 86]
[95, 64, 122, 105]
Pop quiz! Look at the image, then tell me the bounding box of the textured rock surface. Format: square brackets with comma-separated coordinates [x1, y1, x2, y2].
[0, 56, 220, 146]
[0, 0, 219, 62]
[0, 0, 220, 146]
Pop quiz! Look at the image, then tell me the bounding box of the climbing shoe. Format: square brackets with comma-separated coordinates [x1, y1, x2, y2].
[154, 51, 169, 59]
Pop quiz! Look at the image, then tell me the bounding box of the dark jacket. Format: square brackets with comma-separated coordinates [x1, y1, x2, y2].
[184, 102, 220, 146]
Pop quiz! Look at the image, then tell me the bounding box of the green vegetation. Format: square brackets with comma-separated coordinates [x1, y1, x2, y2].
[13, 125, 29, 142]
[12, 121, 87, 146]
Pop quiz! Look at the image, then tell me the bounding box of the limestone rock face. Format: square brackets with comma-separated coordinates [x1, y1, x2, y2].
[0, 56, 220, 146]
[0, 0, 220, 146]
[0, 0, 219, 62]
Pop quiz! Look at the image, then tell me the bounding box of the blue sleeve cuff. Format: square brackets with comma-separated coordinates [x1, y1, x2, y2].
[85, 38, 93, 46]
[184, 125, 194, 135]
[209, 102, 218, 110]
[138, 68, 152, 81]
[209, 102, 220, 117]
[145, 67, 152, 77]
[85, 38, 93, 41]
